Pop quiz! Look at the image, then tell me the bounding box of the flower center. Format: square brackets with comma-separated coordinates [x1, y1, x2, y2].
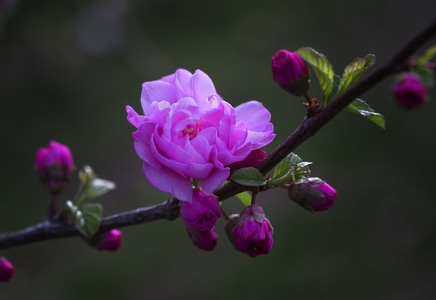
[181, 119, 204, 140]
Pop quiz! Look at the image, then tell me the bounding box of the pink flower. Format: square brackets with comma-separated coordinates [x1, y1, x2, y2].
[186, 227, 218, 251]
[392, 72, 426, 110]
[288, 177, 337, 212]
[126, 69, 275, 202]
[95, 229, 122, 251]
[234, 148, 266, 169]
[233, 204, 273, 257]
[35, 140, 75, 195]
[271, 49, 309, 96]
[0, 257, 14, 282]
[180, 188, 221, 232]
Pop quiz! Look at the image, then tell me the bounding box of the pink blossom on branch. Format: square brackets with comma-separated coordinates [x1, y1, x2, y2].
[126, 69, 275, 202]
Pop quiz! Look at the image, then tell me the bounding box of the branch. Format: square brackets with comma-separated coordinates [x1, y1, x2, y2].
[1, 17, 435, 250]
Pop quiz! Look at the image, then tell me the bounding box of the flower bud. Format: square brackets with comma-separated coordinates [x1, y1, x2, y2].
[288, 177, 337, 212]
[94, 229, 122, 251]
[180, 189, 221, 232]
[35, 140, 75, 195]
[234, 149, 266, 169]
[392, 72, 426, 110]
[0, 257, 14, 282]
[271, 49, 310, 96]
[233, 204, 273, 257]
[186, 227, 218, 251]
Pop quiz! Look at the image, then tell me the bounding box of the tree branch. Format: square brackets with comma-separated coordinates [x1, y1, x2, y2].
[1, 17, 435, 250]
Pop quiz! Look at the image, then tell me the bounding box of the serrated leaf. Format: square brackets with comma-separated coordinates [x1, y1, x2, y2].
[325, 75, 342, 105]
[235, 191, 252, 206]
[337, 54, 375, 96]
[230, 167, 266, 186]
[75, 203, 103, 239]
[297, 47, 335, 101]
[416, 45, 436, 64]
[272, 152, 303, 179]
[346, 98, 385, 129]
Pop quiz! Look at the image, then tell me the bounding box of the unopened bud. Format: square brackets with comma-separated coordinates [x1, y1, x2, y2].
[234, 149, 266, 169]
[271, 49, 310, 96]
[288, 177, 337, 212]
[93, 229, 122, 251]
[186, 227, 218, 251]
[392, 72, 426, 110]
[0, 257, 14, 282]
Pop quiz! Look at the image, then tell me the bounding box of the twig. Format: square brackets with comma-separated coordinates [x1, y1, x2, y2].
[0, 17, 435, 250]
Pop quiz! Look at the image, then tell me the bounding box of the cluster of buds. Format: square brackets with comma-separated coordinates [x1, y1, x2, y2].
[180, 188, 221, 251]
[392, 72, 427, 110]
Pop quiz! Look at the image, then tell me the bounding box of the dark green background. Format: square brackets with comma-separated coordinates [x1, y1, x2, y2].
[1, 0, 435, 299]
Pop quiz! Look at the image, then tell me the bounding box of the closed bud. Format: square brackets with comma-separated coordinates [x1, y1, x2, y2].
[392, 72, 426, 110]
[288, 177, 337, 212]
[180, 189, 221, 232]
[271, 49, 310, 96]
[233, 204, 273, 257]
[93, 229, 122, 251]
[186, 227, 218, 251]
[234, 149, 266, 169]
[0, 257, 14, 282]
[35, 140, 75, 195]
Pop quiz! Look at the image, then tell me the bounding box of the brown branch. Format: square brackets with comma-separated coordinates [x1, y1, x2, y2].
[0, 17, 435, 250]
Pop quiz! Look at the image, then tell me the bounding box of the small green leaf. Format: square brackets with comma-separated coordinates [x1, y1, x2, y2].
[416, 45, 436, 64]
[89, 178, 116, 199]
[346, 98, 385, 129]
[410, 64, 434, 88]
[76, 203, 103, 239]
[337, 54, 375, 96]
[272, 152, 303, 180]
[230, 167, 266, 186]
[235, 191, 252, 206]
[325, 75, 342, 105]
[76, 165, 116, 205]
[297, 47, 335, 101]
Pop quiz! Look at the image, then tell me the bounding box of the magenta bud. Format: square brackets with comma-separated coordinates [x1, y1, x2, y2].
[186, 227, 218, 251]
[35, 140, 75, 195]
[233, 204, 273, 257]
[94, 229, 122, 251]
[392, 72, 426, 110]
[180, 189, 221, 232]
[288, 177, 337, 212]
[0, 257, 14, 282]
[271, 49, 310, 96]
[234, 149, 266, 169]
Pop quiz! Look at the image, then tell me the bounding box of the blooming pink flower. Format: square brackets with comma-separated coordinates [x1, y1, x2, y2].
[233, 204, 273, 257]
[35, 140, 75, 195]
[271, 49, 309, 96]
[186, 227, 218, 251]
[180, 188, 221, 232]
[95, 229, 122, 251]
[0, 257, 14, 282]
[126, 69, 275, 202]
[234, 148, 266, 169]
[288, 177, 337, 212]
[392, 72, 426, 110]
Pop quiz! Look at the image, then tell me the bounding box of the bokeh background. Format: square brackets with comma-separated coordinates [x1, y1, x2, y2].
[1, 0, 436, 299]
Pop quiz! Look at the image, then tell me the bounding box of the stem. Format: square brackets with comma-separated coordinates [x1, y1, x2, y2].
[0, 17, 435, 250]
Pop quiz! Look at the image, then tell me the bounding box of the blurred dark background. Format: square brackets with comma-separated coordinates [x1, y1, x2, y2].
[1, 0, 435, 299]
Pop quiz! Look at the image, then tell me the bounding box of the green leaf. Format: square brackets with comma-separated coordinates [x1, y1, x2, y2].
[337, 54, 375, 96]
[68, 201, 103, 239]
[411, 64, 434, 88]
[346, 98, 385, 129]
[272, 152, 303, 180]
[235, 191, 252, 206]
[76, 165, 116, 205]
[416, 45, 436, 64]
[230, 167, 266, 186]
[297, 47, 335, 101]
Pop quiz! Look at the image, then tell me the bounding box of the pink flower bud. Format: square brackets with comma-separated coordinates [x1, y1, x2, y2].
[392, 72, 426, 110]
[186, 227, 218, 251]
[288, 177, 337, 212]
[271, 49, 310, 96]
[233, 204, 273, 257]
[180, 189, 221, 232]
[234, 149, 266, 169]
[0, 257, 14, 282]
[95, 229, 122, 251]
[35, 140, 75, 195]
